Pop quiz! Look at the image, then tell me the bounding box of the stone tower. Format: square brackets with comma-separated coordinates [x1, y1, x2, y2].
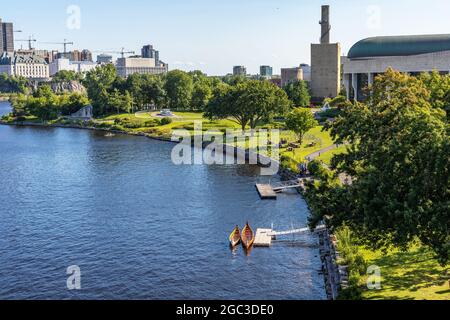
[311, 5, 341, 101]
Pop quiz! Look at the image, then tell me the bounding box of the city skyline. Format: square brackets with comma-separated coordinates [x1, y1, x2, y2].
[3, 0, 450, 75]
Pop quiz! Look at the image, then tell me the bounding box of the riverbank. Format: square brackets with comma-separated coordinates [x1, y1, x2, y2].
[0, 110, 326, 299]
[1, 120, 278, 167]
[2, 118, 338, 298]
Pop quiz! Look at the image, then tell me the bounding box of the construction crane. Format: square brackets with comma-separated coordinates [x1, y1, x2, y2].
[93, 47, 135, 58]
[15, 36, 37, 50]
[40, 39, 74, 55]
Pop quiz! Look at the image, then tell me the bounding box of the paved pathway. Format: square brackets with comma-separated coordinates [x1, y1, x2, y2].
[305, 144, 353, 185]
[305, 144, 338, 161]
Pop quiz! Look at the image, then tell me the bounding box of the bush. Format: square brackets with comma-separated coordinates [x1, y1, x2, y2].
[160, 117, 173, 125]
[307, 160, 328, 177]
[144, 119, 161, 127]
[334, 226, 367, 300]
[94, 122, 112, 129]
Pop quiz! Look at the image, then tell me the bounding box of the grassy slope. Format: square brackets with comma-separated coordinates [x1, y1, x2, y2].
[360, 246, 450, 300]
[279, 126, 335, 164]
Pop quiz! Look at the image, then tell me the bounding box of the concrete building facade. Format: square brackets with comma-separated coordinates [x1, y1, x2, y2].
[343, 34, 450, 101]
[116, 57, 168, 77]
[300, 63, 311, 82]
[0, 19, 14, 55]
[281, 67, 303, 87]
[310, 5, 341, 100]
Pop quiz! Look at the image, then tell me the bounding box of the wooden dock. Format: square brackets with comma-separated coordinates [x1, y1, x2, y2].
[254, 229, 274, 247]
[255, 184, 277, 200]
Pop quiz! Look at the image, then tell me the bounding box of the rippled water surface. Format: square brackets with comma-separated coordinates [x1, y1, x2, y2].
[0, 101, 325, 300]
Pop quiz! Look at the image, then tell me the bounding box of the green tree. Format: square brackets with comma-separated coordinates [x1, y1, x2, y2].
[205, 80, 291, 131]
[283, 80, 311, 107]
[60, 93, 90, 116]
[52, 70, 83, 83]
[83, 64, 117, 116]
[191, 76, 212, 111]
[33, 84, 55, 99]
[0, 74, 29, 93]
[164, 70, 193, 110]
[108, 89, 133, 114]
[141, 74, 166, 109]
[285, 108, 318, 145]
[308, 68, 449, 265]
[420, 70, 450, 119]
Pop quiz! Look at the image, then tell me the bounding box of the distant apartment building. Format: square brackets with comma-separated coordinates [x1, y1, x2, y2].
[116, 57, 168, 77]
[141, 45, 161, 65]
[49, 58, 98, 76]
[97, 54, 113, 64]
[0, 53, 49, 79]
[56, 49, 93, 62]
[0, 19, 14, 55]
[260, 65, 273, 78]
[281, 67, 303, 87]
[233, 66, 247, 76]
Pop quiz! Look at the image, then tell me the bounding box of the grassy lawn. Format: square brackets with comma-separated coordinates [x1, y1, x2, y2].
[279, 126, 335, 164]
[316, 144, 348, 165]
[360, 246, 450, 300]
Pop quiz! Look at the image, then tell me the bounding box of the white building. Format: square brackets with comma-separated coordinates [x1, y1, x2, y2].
[0, 53, 49, 79]
[343, 34, 450, 101]
[49, 58, 98, 76]
[116, 57, 168, 78]
[300, 64, 311, 82]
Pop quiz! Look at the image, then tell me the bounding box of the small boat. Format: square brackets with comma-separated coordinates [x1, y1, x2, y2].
[229, 225, 241, 247]
[105, 133, 116, 137]
[241, 222, 255, 250]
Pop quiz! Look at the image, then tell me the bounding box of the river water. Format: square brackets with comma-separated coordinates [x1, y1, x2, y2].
[0, 101, 325, 300]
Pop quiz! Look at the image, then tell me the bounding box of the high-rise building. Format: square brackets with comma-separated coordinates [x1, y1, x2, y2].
[57, 49, 93, 62]
[81, 49, 93, 62]
[142, 44, 161, 66]
[0, 18, 14, 55]
[260, 65, 273, 78]
[233, 66, 247, 76]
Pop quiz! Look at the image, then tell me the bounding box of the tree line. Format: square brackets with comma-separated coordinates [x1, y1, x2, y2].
[82, 64, 311, 117]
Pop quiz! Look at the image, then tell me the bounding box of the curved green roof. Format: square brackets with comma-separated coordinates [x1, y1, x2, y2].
[348, 34, 450, 59]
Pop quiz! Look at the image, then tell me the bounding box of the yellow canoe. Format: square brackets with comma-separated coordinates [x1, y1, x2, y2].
[229, 225, 241, 247]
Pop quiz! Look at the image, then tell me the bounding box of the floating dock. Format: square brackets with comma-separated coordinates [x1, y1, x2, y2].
[255, 184, 277, 200]
[253, 225, 327, 247]
[254, 229, 274, 247]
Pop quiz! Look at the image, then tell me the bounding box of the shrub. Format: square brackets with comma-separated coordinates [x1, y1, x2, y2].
[144, 119, 161, 127]
[307, 160, 328, 177]
[160, 117, 173, 125]
[334, 226, 367, 300]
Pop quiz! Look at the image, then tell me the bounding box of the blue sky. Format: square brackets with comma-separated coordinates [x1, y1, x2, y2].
[3, 0, 450, 75]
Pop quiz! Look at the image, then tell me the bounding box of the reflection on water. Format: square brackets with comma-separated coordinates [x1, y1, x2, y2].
[0, 102, 326, 300]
